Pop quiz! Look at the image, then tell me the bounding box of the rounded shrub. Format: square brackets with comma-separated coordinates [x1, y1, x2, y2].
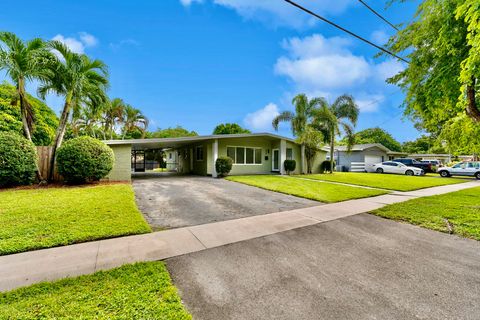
[0, 132, 38, 187]
[56, 136, 114, 183]
[284, 159, 296, 174]
[215, 156, 233, 177]
[320, 160, 336, 173]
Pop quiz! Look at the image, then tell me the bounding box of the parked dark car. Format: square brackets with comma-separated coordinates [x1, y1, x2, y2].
[393, 158, 436, 173]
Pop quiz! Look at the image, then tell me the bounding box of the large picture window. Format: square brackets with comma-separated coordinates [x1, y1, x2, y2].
[227, 146, 262, 165]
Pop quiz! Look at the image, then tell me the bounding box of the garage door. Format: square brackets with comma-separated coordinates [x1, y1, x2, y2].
[365, 155, 383, 165]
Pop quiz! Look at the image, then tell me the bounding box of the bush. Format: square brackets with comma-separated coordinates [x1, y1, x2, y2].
[320, 160, 336, 173]
[0, 132, 38, 187]
[284, 159, 296, 174]
[56, 136, 114, 183]
[215, 156, 233, 177]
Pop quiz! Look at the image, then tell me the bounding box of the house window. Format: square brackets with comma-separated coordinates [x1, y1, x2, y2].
[169, 153, 173, 160]
[286, 148, 293, 160]
[227, 146, 262, 165]
[196, 146, 203, 161]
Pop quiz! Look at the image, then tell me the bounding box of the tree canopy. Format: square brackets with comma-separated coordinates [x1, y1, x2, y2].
[149, 126, 198, 138]
[0, 82, 58, 145]
[342, 127, 402, 152]
[386, 0, 480, 143]
[212, 123, 251, 135]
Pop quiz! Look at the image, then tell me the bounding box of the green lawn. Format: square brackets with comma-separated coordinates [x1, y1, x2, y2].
[0, 184, 151, 255]
[0, 262, 192, 319]
[371, 187, 480, 240]
[300, 172, 466, 191]
[226, 175, 388, 203]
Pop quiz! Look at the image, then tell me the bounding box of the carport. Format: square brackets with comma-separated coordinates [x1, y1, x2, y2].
[103, 133, 326, 181]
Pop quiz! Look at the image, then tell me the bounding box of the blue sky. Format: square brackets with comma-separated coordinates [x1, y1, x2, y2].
[1, 0, 421, 142]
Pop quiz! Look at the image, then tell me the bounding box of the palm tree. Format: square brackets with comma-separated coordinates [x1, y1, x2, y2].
[39, 41, 109, 180]
[122, 105, 148, 139]
[272, 94, 325, 173]
[312, 94, 359, 173]
[103, 98, 126, 139]
[0, 32, 52, 141]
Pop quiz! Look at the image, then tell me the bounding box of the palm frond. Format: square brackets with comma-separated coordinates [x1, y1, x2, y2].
[272, 111, 294, 131]
[332, 94, 359, 125]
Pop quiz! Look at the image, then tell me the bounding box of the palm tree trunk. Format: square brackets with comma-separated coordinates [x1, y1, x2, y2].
[49, 93, 72, 181]
[18, 80, 46, 183]
[330, 129, 335, 173]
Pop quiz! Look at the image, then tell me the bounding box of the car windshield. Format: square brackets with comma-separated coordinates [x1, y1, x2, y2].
[452, 163, 464, 168]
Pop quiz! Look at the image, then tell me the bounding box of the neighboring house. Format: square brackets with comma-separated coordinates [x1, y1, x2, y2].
[104, 133, 327, 181]
[329, 144, 407, 172]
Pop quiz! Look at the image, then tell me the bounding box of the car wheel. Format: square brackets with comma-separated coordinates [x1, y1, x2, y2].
[376, 168, 384, 174]
[439, 170, 450, 178]
[475, 172, 480, 180]
[405, 170, 414, 176]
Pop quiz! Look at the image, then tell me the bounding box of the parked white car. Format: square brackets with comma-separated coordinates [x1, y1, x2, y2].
[372, 161, 425, 176]
[438, 161, 480, 179]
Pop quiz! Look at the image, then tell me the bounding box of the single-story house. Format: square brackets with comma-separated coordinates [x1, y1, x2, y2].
[328, 143, 407, 172]
[103, 133, 327, 181]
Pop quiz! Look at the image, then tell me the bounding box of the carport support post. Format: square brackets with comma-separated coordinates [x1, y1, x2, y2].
[301, 144, 306, 174]
[212, 139, 218, 178]
[280, 139, 287, 175]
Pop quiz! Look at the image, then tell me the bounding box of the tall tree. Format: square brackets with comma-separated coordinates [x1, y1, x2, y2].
[0, 32, 52, 141]
[213, 123, 251, 135]
[103, 98, 126, 139]
[386, 0, 480, 134]
[313, 95, 359, 173]
[342, 127, 402, 152]
[149, 126, 198, 138]
[272, 94, 325, 173]
[39, 41, 109, 180]
[122, 105, 148, 139]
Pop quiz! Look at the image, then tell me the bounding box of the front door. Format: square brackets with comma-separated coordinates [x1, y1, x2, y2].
[272, 149, 279, 171]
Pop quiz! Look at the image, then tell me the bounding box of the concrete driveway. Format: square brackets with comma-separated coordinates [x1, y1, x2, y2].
[132, 174, 319, 229]
[167, 213, 480, 320]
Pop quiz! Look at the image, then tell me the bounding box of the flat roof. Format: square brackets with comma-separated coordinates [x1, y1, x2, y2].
[103, 133, 298, 150]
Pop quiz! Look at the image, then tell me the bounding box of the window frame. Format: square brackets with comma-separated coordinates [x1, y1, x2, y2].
[226, 146, 263, 165]
[286, 148, 293, 160]
[195, 146, 204, 162]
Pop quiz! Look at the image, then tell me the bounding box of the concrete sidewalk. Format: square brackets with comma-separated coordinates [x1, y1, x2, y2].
[0, 180, 478, 292]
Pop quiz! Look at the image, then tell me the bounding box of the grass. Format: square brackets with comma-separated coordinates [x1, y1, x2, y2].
[371, 187, 480, 240]
[300, 172, 466, 191]
[0, 184, 151, 255]
[0, 262, 192, 319]
[226, 175, 388, 203]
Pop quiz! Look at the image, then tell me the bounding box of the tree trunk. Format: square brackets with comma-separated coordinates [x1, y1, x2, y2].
[18, 80, 45, 183]
[17, 79, 32, 141]
[466, 78, 480, 122]
[329, 130, 335, 173]
[49, 94, 72, 181]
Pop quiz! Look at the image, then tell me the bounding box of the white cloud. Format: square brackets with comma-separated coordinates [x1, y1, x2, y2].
[355, 94, 385, 112]
[274, 33, 406, 113]
[52, 32, 98, 54]
[375, 59, 404, 81]
[109, 39, 140, 51]
[275, 34, 371, 90]
[180, 0, 354, 28]
[180, 0, 203, 6]
[370, 30, 389, 45]
[244, 103, 280, 131]
[79, 32, 98, 47]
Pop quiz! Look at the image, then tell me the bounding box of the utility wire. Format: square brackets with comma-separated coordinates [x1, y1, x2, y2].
[283, 0, 409, 63]
[358, 0, 399, 31]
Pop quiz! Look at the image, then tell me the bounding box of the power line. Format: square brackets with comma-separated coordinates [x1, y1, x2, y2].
[283, 0, 409, 63]
[358, 0, 399, 31]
